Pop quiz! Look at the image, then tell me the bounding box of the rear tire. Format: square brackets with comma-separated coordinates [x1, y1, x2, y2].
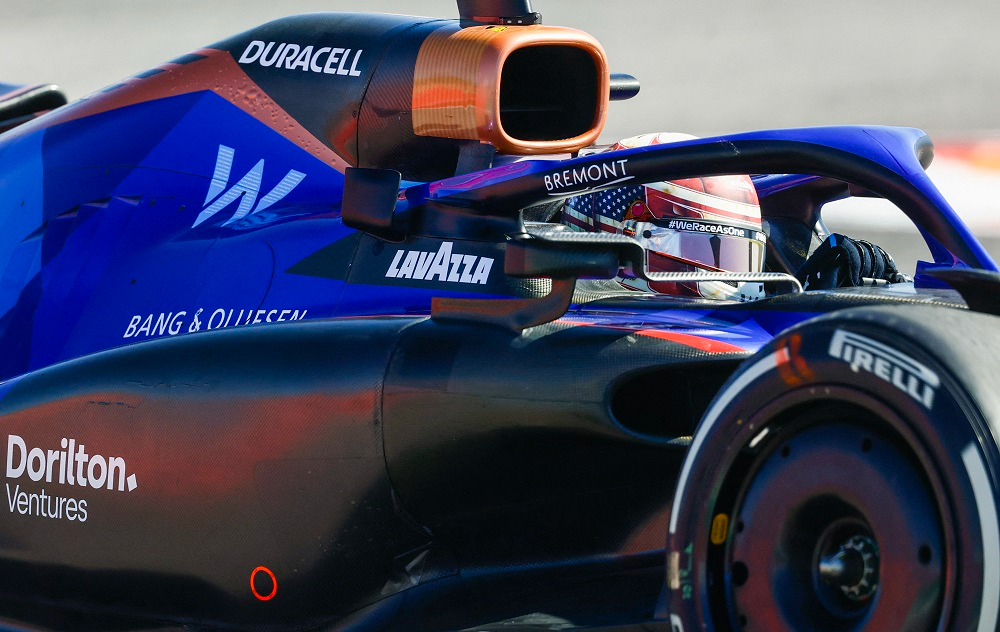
[665, 305, 1000, 631]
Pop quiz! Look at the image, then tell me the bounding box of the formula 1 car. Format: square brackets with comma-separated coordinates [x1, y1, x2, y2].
[0, 1, 998, 631]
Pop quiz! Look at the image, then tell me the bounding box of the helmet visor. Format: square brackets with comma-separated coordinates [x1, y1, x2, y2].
[636, 219, 766, 273]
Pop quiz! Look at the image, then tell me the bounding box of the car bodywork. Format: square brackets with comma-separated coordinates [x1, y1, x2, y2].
[0, 2, 998, 631]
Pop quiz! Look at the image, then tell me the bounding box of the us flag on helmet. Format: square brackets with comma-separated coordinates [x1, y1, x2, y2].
[565, 186, 646, 233]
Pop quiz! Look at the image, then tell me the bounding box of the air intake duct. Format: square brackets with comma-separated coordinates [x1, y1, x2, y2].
[209, 12, 609, 180]
[358, 20, 609, 179]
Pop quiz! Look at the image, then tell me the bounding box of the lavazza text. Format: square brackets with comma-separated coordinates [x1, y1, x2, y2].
[5, 435, 139, 523]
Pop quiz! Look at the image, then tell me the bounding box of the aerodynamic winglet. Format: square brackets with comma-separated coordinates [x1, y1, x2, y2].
[341, 168, 405, 242]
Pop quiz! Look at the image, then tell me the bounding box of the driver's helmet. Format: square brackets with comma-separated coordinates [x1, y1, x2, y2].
[563, 132, 767, 301]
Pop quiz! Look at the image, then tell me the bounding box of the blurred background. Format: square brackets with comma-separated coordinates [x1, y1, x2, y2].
[2, 0, 998, 271]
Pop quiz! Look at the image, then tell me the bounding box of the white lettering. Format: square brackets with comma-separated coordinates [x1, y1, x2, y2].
[66, 439, 74, 485]
[665, 219, 757, 240]
[325, 48, 345, 74]
[471, 258, 494, 285]
[152, 313, 172, 336]
[277, 43, 300, 68]
[337, 48, 353, 75]
[6, 483, 90, 523]
[544, 159, 633, 194]
[75, 444, 88, 487]
[6, 436, 136, 494]
[873, 356, 892, 380]
[45, 449, 58, 483]
[413, 252, 433, 280]
[240, 41, 362, 78]
[208, 309, 227, 329]
[386, 250, 404, 278]
[850, 349, 873, 373]
[384, 242, 495, 286]
[88, 455, 107, 489]
[310, 47, 332, 72]
[447, 254, 463, 282]
[6, 435, 25, 478]
[829, 330, 940, 409]
[108, 457, 126, 491]
[349, 49, 363, 76]
[289, 45, 313, 71]
[259, 42, 284, 67]
[27, 448, 45, 482]
[125, 305, 305, 339]
[458, 254, 476, 283]
[137, 314, 153, 337]
[426, 242, 453, 281]
[168, 311, 186, 335]
[397, 251, 419, 279]
[238, 40, 266, 64]
[124, 315, 142, 338]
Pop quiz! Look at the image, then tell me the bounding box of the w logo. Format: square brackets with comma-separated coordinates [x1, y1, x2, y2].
[192, 145, 306, 227]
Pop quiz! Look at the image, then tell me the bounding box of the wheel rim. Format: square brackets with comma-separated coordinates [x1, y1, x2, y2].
[718, 414, 946, 631]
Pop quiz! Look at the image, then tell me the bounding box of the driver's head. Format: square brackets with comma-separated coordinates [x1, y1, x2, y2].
[563, 132, 767, 301]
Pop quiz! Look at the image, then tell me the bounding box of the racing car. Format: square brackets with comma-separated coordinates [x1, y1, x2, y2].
[0, 1, 997, 630]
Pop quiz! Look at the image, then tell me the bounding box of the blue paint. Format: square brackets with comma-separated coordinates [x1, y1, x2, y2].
[0, 83, 991, 381]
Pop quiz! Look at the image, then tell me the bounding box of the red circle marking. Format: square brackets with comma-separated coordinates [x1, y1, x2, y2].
[250, 566, 277, 601]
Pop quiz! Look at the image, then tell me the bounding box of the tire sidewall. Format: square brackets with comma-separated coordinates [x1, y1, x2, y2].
[666, 313, 999, 632]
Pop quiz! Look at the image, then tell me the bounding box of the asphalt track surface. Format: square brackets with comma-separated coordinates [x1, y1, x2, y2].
[2, 0, 999, 270]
